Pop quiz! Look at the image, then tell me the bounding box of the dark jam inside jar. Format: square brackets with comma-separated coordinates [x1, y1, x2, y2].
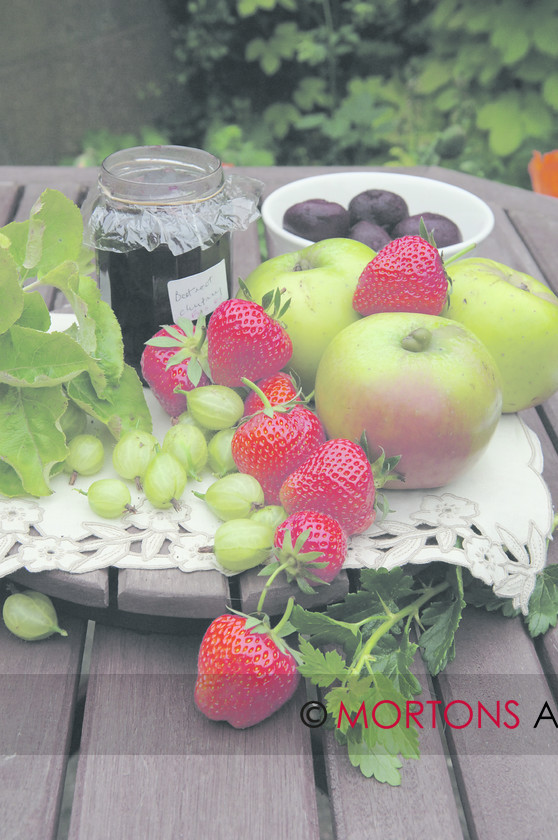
[87, 146, 234, 380]
[98, 233, 231, 380]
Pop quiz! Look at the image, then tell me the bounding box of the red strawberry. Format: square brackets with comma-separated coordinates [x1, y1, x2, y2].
[353, 235, 449, 316]
[207, 297, 292, 387]
[273, 510, 348, 589]
[140, 321, 210, 417]
[243, 372, 300, 416]
[279, 438, 376, 536]
[194, 612, 300, 729]
[232, 402, 326, 505]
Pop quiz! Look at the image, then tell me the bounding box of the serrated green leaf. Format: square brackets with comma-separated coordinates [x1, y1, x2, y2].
[348, 741, 403, 784]
[326, 672, 419, 782]
[525, 566, 558, 637]
[419, 593, 464, 675]
[0, 324, 105, 392]
[463, 575, 520, 617]
[296, 636, 348, 687]
[0, 248, 24, 332]
[293, 76, 329, 111]
[290, 603, 362, 659]
[65, 364, 152, 439]
[0, 384, 68, 496]
[371, 634, 421, 698]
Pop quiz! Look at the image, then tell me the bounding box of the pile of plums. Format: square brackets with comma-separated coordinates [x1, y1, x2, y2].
[283, 189, 462, 250]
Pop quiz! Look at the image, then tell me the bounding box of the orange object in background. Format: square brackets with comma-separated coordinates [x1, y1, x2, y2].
[528, 150, 558, 197]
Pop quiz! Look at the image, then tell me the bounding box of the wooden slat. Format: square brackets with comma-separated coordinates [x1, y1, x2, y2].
[117, 567, 231, 619]
[0, 609, 87, 840]
[0, 182, 20, 225]
[436, 608, 558, 839]
[68, 624, 320, 840]
[8, 568, 109, 609]
[239, 566, 350, 616]
[507, 207, 558, 296]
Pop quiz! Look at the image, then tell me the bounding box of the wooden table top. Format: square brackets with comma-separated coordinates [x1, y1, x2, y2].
[1, 164, 558, 840]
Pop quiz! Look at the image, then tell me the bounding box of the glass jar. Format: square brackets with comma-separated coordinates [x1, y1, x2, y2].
[82, 146, 262, 377]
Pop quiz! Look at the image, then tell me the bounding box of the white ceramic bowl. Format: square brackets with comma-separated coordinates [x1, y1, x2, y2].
[262, 171, 495, 259]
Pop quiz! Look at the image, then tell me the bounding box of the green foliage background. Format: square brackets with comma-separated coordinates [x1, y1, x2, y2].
[160, 0, 558, 188]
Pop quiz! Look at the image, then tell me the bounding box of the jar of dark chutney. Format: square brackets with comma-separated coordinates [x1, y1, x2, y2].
[82, 146, 262, 378]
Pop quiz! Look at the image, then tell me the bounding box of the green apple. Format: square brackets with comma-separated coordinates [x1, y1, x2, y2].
[241, 238, 375, 392]
[443, 257, 558, 412]
[315, 312, 502, 489]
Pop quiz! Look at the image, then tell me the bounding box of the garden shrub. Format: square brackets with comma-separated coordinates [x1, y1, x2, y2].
[163, 0, 558, 187]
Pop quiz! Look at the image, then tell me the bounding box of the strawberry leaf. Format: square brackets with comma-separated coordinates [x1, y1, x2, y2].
[418, 568, 465, 675]
[177, 317, 195, 338]
[296, 636, 347, 687]
[187, 356, 203, 387]
[162, 324, 190, 343]
[524, 565, 558, 637]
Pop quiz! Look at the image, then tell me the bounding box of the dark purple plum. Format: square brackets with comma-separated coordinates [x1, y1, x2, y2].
[348, 189, 409, 230]
[348, 220, 391, 251]
[392, 212, 462, 247]
[283, 199, 350, 241]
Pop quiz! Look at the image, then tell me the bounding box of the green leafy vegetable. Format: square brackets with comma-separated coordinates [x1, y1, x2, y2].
[0, 189, 151, 497]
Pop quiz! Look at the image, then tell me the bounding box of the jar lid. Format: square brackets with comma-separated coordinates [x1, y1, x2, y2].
[81, 146, 263, 255]
[99, 146, 224, 205]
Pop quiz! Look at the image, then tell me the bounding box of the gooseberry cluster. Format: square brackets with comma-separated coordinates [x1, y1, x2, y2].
[67, 385, 252, 520]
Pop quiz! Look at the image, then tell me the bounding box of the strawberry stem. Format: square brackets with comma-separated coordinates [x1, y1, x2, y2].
[256, 560, 292, 613]
[241, 377, 275, 418]
[272, 596, 296, 636]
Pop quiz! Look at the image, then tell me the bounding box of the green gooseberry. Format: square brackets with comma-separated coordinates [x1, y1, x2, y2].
[163, 423, 208, 480]
[213, 519, 274, 573]
[85, 479, 135, 519]
[199, 473, 265, 521]
[186, 385, 244, 431]
[63, 434, 105, 484]
[2, 590, 68, 641]
[143, 452, 187, 510]
[207, 427, 237, 477]
[250, 504, 287, 532]
[112, 430, 159, 489]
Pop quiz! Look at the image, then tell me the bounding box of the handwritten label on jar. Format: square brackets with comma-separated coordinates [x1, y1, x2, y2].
[168, 259, 228, 321]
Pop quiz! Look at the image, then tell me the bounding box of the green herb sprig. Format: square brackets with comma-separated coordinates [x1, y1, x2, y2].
[290, 561, 558, 785]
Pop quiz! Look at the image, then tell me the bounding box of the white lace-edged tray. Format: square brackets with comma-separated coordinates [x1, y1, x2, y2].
[0, 318, 554, 616]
